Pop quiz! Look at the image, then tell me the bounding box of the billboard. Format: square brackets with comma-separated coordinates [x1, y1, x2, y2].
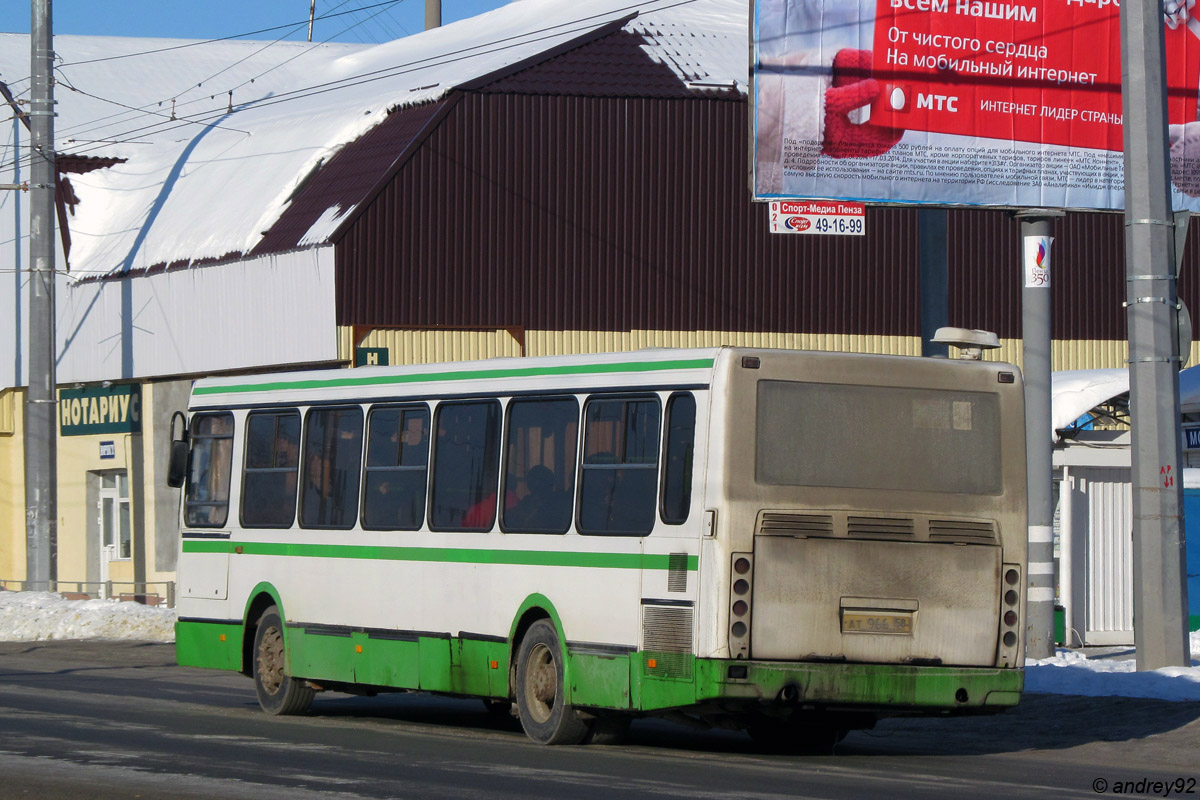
[752, 0, 1200, 210]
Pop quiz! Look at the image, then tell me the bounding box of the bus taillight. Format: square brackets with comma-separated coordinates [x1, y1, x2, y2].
[998, 564, 1023, 666]
[730, 553, 753, 658]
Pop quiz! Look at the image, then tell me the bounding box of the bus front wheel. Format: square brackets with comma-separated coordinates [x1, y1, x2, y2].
[514, 619, 589, 745]
[252, 605, 314, 716]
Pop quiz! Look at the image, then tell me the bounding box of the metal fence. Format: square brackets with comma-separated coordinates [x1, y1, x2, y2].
[0, 579, 176, 608]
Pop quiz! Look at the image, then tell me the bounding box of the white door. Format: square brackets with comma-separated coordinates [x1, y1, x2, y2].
[98, 472, 131, 598]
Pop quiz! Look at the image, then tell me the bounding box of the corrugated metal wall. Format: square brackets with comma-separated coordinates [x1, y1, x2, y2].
[335, 90, 1200, 361]
[337, 93, 920, 338]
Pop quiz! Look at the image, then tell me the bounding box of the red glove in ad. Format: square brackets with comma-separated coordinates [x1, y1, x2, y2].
[822, 49, 904, 159]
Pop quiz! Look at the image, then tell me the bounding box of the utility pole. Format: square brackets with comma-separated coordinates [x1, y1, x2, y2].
[308, 0, 316, 42]
[1120, 0, 1191, 669]
[25, 0, 57, 592]
[425, 0, 441, 30]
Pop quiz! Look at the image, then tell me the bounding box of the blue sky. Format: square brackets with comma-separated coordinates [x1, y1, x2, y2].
[8, 0, 512, 44]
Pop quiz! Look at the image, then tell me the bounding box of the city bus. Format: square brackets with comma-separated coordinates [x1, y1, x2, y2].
[171, 347, 1027, 748]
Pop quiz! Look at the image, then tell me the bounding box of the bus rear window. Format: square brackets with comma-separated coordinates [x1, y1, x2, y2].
[755, 380, 1002, 495]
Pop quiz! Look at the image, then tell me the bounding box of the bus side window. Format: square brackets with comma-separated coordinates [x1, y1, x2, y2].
[242, 410, 301, 528]
[501, 397, 579, 535]
[578, 397, 661, 536]
[184, 412, 234, 527]
[362, 405, 430, 530]
[430, 400, 501, 531]
[660, 393, 696, 525]
[300, 407, 364, 530]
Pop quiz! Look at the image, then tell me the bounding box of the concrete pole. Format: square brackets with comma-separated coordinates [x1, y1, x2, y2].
[307, 0, 316, 42]
[1120, 0, 1191, 670]
[425, 0, 441, 30]
[919, 208, 949, 358]
[25, 0, 57, 591]
[1017, 209, 1063, 660]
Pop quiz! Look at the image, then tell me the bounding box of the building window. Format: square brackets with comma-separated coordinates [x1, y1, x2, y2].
[362, 405, 430, 530]
[660, 393, 696, 525]
[430, 400, 501, 531]
[184, 412, 234, 528]
[242, 410, 301, 528]
[578, 396, 661, 536]
[300, 407, 365, 529]
[501, 397, 579, 534]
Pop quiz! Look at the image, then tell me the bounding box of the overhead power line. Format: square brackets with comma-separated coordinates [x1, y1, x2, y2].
[7, 0, 700, 170]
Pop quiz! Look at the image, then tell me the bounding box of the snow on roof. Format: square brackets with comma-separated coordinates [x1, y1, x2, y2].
[0, 0, 747, 277]
[1051, 368, 1129, 435]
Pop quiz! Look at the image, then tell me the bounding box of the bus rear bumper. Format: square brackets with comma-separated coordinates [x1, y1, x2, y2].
[693, 659, 1024, 712]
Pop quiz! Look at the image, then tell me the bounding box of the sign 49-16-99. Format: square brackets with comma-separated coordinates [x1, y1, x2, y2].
[769, 200, 866, 236]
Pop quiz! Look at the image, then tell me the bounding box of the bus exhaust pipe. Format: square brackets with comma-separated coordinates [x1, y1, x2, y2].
[779, 685, 799, 703]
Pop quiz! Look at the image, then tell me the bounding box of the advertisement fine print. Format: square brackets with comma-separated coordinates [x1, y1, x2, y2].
[753, 0, 1200, 210]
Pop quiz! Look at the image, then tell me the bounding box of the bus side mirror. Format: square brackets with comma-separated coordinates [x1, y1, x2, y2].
[167, 410, 188, 488]
[167, 440, 188, 488]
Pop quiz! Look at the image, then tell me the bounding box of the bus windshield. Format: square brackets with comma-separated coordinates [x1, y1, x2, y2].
[755, 380, 1003, 495]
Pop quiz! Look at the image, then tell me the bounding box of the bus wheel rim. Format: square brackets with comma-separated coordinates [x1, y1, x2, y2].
[525, 642, 557, 724]
[258, 627, 285, 695]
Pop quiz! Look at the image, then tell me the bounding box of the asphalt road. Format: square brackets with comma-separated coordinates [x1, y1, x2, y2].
[0, 641, 1197, 800]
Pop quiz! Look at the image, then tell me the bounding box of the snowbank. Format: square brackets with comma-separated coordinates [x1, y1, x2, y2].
[0, 590, 176, 643]
[1024, 633, 1200, 701]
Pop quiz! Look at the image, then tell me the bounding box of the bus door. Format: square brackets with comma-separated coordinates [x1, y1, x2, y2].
[178, 412, 237, 603]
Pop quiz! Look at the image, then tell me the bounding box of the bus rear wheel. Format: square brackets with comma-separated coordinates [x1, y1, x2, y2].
[514, 619, 589, 745]
[252, 605, 314, 716]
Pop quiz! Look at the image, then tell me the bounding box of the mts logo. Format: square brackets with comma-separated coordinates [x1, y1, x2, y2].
[917, 93, 958, 112]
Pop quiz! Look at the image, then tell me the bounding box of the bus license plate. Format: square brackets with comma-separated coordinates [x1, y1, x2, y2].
[841, 611, 913, 635]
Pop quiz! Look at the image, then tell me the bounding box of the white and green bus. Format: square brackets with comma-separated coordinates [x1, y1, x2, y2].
[171, 347, 1026, 748]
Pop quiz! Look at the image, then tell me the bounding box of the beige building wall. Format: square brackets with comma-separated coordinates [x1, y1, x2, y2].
[340, 327, 926, 365]
[0, 389, 25, 583]
[1, 380, 190, 602]
[53, 380, 190, 601]
[341, 326, 1200, 373]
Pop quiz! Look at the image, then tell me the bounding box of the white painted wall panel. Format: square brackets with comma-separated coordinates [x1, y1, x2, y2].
[1074, 468, 1134, 645]
[53, 248, 338, 386]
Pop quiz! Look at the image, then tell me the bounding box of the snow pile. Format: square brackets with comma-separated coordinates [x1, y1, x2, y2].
[0, 590, 176, 643]
[1024, 631, 1200, 701]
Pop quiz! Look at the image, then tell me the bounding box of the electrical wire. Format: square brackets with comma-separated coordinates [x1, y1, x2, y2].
[54, 0, 413, 68]
[7, 0, 702, 169]
[46, 0, 409, 150]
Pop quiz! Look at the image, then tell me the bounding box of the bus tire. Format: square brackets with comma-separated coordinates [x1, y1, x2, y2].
[514, 619, 589, 745]
[252, 606, 314, 716]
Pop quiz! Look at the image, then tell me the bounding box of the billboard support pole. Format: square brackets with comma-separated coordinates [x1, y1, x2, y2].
[1120, 0, 1191, 670]
[919, 208, 949, 358]
[1017, 209, 1062, 661]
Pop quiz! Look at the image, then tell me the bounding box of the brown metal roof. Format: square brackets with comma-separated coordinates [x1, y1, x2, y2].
[251, 98, 453, 257]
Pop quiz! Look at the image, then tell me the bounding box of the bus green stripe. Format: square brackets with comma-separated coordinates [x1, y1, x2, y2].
[181, 540, 698, 570]
[193, 358, 715, 397]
